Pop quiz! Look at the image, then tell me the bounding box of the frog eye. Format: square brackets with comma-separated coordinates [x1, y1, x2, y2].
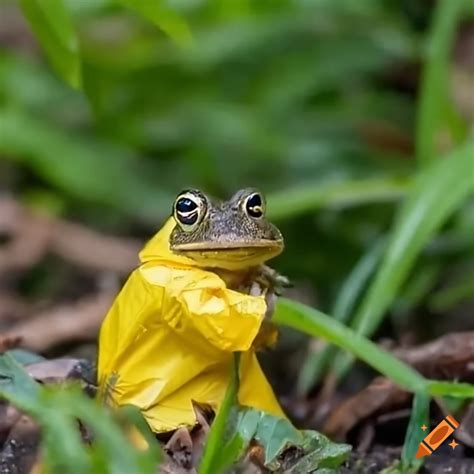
[244, 192, 265, 219]
[173, 191, 205, 231]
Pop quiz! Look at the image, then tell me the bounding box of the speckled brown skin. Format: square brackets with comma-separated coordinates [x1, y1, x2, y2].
[169, 188, 284, 270]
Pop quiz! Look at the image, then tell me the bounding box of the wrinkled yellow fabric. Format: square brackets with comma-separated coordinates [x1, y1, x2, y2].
[98, 217, 285, 433]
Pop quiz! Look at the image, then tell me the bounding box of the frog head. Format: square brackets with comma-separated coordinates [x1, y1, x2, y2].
[169, 188, 283, 270]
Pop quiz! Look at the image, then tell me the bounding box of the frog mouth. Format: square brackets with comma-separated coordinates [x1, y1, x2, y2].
[171, 239, 283, 251]
[171, 240, 283, 269]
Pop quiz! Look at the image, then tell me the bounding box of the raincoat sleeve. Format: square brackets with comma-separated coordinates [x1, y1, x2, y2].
[140, 265, 267, 352]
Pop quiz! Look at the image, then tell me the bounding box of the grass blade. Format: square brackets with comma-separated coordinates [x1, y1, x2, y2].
[426, 380, 474, 398]
[19, 0, 81, 88]
[267, 177, 408, 220]
[118, 0, 192, 46]
[401, 391, 430, 471]
[199, 353, 241, 474]
[334, 143, 474, 377]
[415, 0, 466, 166]
[275, 299, 474, 399]
[274, 298, 427, 393]
[296, 239, 385, 395]
[0, 107, 173, 221]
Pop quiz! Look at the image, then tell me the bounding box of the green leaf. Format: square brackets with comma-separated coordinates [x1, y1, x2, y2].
[19, 0, 81, 88]
[6, 349, 46, 366]
[117, 0, 192, 46]
[0, 354, 159, 473]
[267, 177, 409, 220]
[0, 107, 173, 221]
[199, 353, 241, 474]
[275, 299, 474, 399]
[285, 431, 351, 472]
[426, 380, 474, 398]
[0, 353, 41, 412]
[401, 392, 429, 471]
[275, 298, 427, 393]
[429, 275, 474, 311]
[415, 0, 466, 166]
[51, 388, 156, 474]
[0, 354, 91, 473]
[296, 239, 385, 395]
[252, 411, 303, 465]
[335, 143, 474, 377]
[117, 404, 163, 466]
[200, 352, 349, 472]
[224, 408, 349, 471]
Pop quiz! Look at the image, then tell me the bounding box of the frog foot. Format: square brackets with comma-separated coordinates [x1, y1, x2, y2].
[254, 265, 291, 296]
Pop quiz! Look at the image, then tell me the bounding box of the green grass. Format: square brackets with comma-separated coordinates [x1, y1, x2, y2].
[1, 0, 473, 471]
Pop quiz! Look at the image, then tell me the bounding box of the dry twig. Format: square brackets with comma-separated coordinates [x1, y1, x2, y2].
[1, 292, 115, 352]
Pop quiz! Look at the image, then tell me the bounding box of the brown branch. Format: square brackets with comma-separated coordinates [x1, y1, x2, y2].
[0, 197, 140, 276]
[1, 292, 115, 352]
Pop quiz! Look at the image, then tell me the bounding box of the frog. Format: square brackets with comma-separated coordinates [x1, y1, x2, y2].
[97, 188, 289, 470]
[169, 188, 290, 310]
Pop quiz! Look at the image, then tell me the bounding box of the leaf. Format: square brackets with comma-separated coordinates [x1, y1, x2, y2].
[19, 0, 81, 88]
[0, 353, 41, 412]
[117, 0, 192, 46]
[429, 275, 474, 311]
[415, 0, 466, 166]
[117, 404, 162, 461]
[275, 298, 427, 393]
[227, 408, 349, 471]
[401, 391, 430, 471]
[6, 349, 46, 366]
[0, 354, 91, 473]
[252, 411, 303, 465]
[51, 387, 156, 474]
[296, 238, 385, 395]
[275, 299, 474, 399]
[199, 353, 241, 474]
[334, 142, 474, 377]
[426, 380, 474, 398]
[0, 354, 159, 473]
[0, 107, 173, 221]
[267, 177, 408, 220]
[201, 366, 349, 473]
[285, 431, 351, 472]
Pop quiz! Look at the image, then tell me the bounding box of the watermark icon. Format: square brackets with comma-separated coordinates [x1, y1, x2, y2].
[416, 415, 459, 458]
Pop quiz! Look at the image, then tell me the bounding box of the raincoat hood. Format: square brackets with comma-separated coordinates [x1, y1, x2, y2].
[139, 217, 196, 267]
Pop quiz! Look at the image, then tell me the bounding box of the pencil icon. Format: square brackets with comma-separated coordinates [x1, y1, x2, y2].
[416, 415, 459, 458]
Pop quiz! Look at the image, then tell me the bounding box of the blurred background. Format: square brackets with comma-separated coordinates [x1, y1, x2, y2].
[0, 0, 473, 469]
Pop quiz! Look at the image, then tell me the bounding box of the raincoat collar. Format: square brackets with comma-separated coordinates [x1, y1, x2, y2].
[139, 217, 197, 267]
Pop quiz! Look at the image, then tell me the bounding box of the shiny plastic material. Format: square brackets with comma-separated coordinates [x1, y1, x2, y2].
[98, 218, 285, 433]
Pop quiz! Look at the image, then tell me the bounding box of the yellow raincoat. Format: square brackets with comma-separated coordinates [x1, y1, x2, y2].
[98, 218, 285, 433]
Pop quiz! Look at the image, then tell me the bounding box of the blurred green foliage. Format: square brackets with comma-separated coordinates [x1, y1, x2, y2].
[1, 0, 472, 332]
[2, 0, 474, 381]
[1, 0, 474, 471]
[2, 0, 471, 288]
[0, 353, 160, 473]
[0, 0, 474, 374]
